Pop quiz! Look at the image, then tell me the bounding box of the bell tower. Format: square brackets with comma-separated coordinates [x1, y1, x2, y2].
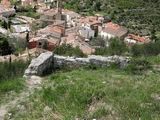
[57, 0, 62, 14]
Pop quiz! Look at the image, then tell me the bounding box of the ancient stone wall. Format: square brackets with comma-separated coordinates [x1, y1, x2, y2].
[24, 52, 54, 77]
[24, 52, 130, 76]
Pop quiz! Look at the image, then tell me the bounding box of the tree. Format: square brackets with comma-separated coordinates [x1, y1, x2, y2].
[150, 27, 158, 42]
[8, 20, 11, 29]
[108, 37, 128, 55]
[3, 21, 8, 29]
[42, 40, 48, 50]
[131, 44, 142, 57]
[0, 36, 12, 56]
[26, 30, 29, 48]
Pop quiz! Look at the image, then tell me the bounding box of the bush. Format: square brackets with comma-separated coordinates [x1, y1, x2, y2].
[53, 43, 87, 58]
[17, 6, 40, 19]
[0, 60, 29, 82]
[124, 58, 152, 74]
[0, 36, 13, 56]
[93, 37, 128, 56]
[93, 47, 108, 56]
[131, 41, 160, 57]
[108, 37, 128, 55]
[131, 44, 142, 57]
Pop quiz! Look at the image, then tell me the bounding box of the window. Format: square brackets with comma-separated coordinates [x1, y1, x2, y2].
[38, 42, 42, 46]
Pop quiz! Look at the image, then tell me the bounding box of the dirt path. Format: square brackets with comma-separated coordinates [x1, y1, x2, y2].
[0, 76, 42, 120]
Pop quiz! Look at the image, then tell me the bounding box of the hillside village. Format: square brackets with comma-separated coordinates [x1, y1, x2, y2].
[1, 0, 160, 119]
[0, 0, 153, 62]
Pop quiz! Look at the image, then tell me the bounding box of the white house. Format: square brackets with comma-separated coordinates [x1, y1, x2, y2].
[79, 28, 95, 39]
[45, 0, 54, 3]
[12, 24, 30, 33]
[62, 9, 81, 23]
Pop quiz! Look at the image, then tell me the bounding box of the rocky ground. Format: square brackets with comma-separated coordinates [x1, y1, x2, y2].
[0, 76, 42, 120]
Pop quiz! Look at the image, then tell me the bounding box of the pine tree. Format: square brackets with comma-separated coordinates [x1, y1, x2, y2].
[43, 40, 48, 50]
[26, 30, 29, 48]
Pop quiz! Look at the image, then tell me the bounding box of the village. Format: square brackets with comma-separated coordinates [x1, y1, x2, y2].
[1, 0, 160, 119]
[0, 0, 152, 62]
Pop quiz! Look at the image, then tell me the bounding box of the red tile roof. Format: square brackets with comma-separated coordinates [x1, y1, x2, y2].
[0, 0, 11, 7]
[74, 16, 102, 25]
[130, 34, 151, 43]
[61, 33, 95, 55]
[105, 22, 120, 30]
[39, 25, 65, 34]
[103, 22, 128, 37]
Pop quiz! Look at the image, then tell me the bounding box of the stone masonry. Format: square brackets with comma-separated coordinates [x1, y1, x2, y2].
[24, 52, 131, 76]
[24, 52, 54, 76]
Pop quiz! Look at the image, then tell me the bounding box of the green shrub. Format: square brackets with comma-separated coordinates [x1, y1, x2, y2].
[53, 43, 87, 58]
[108, 37, 128, 55]
[0, 36, 13, 56]
[93, 37, 128, 56]
[131, 41, 160, 57]
[131, 44, 142, 57]
[124, 58, 152, 74]
[93, 47, 108, 56]
[0, 60, 29, 82]
[16, 6, 40, 19]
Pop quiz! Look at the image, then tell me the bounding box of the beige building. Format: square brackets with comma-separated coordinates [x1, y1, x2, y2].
[101, 22, 128, 39]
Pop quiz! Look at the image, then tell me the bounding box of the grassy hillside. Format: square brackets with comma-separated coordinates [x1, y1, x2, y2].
[8, 66, 160, 119]
[0, 60, 29, 104]
[63, 0, 160, 36]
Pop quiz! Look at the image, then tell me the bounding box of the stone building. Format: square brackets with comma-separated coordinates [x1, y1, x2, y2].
[101, 22, 128, 39]
[0, 7, 15, 17]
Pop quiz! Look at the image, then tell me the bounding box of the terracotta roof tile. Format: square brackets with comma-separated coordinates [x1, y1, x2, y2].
[105, 22, 120, 30]
[130, 34, 151, 43]
[0, 0, 11, 7]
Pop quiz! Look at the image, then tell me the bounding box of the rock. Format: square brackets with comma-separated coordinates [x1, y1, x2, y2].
[75, 58, 90, 65]
[24, 52, 54, 76]
[44, 106, 52, 112]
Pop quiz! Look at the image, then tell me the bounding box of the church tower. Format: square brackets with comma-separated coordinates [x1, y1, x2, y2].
[56, 0, 62, 20]
[57, 0, 62, 14]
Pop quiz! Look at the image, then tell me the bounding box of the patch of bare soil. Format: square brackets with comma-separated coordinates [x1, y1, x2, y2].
[0, 76, 42, 120]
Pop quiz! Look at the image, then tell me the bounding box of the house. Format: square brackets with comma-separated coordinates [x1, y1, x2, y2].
[101, 22, 128, 39]
[45, 0, 54, 3]
[16, 16, 37, 29]
[0, 7, 15, 17]
[124, 34, 151, 45]
[41, 0, 62, 20]
[9, 33, 27, 41]
[0, 27, 8, 35]
[21, 0, 35, 7]
[65, 26, 82, 35]
[40, 8, 62, 21]
[0, 0, 11, 8]
[61, 33, 95, 55]
[62, 9, 81, 27]
[29, 35, 60, 51]
[38, 25, 65, 39]
[79, 28, 95, 40]
[72, 16, 102, 36]
[11, 24, 30, 33]
[0, 48, 47, 62]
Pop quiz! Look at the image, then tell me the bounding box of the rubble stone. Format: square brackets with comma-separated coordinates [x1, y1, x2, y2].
[24, 52, 54, 76]
[24, 52, 131, 76]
